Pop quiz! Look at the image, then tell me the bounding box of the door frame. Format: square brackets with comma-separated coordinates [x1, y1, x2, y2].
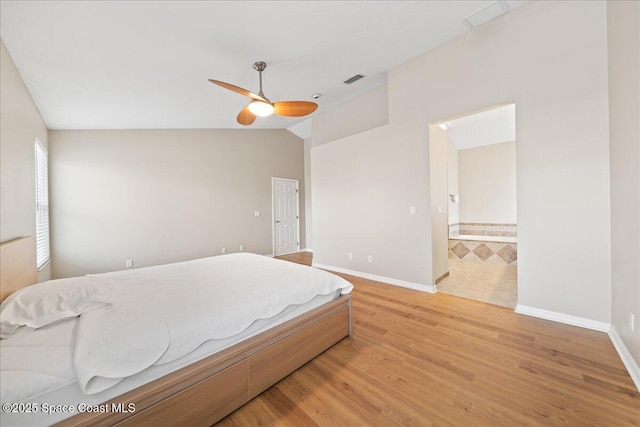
[271, 177, 301, 256]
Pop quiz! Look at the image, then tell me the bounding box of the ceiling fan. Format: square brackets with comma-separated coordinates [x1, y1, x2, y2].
[208, 61, 318, 126]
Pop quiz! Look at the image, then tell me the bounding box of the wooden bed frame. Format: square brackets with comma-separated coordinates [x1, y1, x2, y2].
[0, 236, 352, 426]
[0, 236, 38, 300]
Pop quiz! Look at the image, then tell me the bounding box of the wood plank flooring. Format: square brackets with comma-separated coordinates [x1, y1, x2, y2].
[274, 251, 314, 266]
[218, 253, 640, 426]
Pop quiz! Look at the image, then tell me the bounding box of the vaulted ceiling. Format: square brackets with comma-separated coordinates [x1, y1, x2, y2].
[1, 1, 526, 130]
[444, 104, 516, 151]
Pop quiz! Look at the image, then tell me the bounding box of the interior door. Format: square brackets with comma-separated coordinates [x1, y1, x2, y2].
[273, 178, 300, 256]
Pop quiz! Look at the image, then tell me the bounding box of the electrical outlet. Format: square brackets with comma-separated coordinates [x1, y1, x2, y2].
[367, 255, 373, 263]
[631, 312, 635, 332]
[410, 206, 416, 215]
[125, 259, 133, 268]
[239, 245, 244, 252]
[221, 247, 227, 254]
[348, 252, 353, 260]
[254, 211, 260, 217]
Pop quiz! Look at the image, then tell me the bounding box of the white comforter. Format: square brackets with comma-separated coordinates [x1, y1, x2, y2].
[73, 253, 352, 395]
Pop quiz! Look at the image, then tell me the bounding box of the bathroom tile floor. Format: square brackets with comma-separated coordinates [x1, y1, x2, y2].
[437, 258, 517, 308]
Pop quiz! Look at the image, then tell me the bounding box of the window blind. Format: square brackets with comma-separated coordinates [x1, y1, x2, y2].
[35, 141, 50, 270]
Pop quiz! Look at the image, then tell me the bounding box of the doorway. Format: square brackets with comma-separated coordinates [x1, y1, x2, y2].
[272, 177, 300, 256]
[430, 103, 518, 308]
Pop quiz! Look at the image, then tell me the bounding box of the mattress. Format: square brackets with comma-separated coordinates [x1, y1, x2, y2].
[0, 253, 352, 426]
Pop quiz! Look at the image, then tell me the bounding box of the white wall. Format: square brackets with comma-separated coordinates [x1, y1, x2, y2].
[429, 125, 449, 282]
[49, 129, 304, 279]
[458, 141, 517, 224]
[313, 1, 612, 323]
[312, 124, 432, 288]
[0, 39, 50, 281]
[390, 0, 612, 323]
[303, 137, 313, 250]
[608, 0, 640, 367]
[311, 84, 388, 147]
[447, 140, 459, 226]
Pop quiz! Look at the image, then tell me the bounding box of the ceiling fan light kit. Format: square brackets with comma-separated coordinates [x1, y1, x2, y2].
[248, 100, 274, 117]
[209, 61, 318, 126]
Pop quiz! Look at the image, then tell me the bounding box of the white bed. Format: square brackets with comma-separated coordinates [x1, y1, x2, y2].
[0, 248, 353, 426]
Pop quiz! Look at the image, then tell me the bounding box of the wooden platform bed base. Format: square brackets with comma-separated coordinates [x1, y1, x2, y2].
[0, 237, 352, 426]
[54, 294, 352, 426]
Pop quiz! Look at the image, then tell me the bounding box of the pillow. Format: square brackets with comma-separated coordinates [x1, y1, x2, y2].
[0, 277, 111, 339]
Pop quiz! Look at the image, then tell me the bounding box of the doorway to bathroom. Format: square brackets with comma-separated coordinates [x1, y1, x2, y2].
[429, 103, 517, 308]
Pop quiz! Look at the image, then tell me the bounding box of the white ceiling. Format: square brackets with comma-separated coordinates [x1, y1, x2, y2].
[443, 104, 516, 150]
[0, 1, 526, 130]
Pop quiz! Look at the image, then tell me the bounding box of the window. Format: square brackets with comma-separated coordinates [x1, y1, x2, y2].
[35, 140, 50, 270]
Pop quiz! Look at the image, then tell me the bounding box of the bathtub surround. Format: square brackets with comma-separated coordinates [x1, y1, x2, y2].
[449, 240, 517, 265]
[448, 222, 518, 266]
[449, 223, 517, 239]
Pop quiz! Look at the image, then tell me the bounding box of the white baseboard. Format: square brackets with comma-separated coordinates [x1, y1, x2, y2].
[514, 304, 610, 332]
[301, 248, 313, 253]
[305, 258, 640, 392]
[609, 326, 640, 392]
[312, 263, 436, 294]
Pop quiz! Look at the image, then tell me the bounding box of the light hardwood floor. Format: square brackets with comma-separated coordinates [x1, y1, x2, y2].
[217, 252, 640, 426]
[274, 251, 314, 266]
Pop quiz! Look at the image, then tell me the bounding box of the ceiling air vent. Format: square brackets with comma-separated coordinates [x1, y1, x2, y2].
[343, 74, 365, 85]
[463, 0, 509, 29]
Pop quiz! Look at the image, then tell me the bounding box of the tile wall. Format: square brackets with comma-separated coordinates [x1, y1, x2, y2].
[448, 239, 517, 265]
[447, 223, 518, 265]
[449, 223, 517, 238]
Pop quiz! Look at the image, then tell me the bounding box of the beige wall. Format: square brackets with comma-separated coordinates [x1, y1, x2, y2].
[312, 124, 433, 288]
[0, 39, 51, 281]
[312, 1, 612, 322]
[390, 0, 612, 323]
[447, 140, 459, 226]
[311, 84, 389, 147]
[48, 129, 304, 278]
[458, 141, 517, 224]
[303, 137, 313, 250]
[608, 1, 640, 366]
[429, 125, 449, 283]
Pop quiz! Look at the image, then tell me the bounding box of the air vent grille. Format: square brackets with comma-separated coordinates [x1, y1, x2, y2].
[343, 74, 365, 84]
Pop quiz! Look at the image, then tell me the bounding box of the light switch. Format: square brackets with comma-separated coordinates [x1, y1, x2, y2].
[254, 211, 261, 217]
[410, 206, 416, 215]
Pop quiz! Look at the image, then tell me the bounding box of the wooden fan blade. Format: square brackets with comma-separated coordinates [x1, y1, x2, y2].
[273, 101, 318, 117]
[237, 105, 257, 126]
[208, 79, 268, 102]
